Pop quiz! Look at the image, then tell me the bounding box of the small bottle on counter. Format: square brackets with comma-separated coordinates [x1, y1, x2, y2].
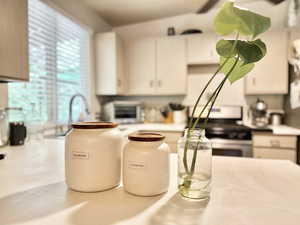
[123, 132, 170, 196]
[65, 122, 123, 192]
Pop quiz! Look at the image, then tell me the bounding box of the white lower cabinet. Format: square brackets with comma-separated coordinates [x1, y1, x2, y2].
[252, 132, 297, 162]
[254, 147, 296, 162]
[159, 131, 182, 153]
[140, 130, 182, 153]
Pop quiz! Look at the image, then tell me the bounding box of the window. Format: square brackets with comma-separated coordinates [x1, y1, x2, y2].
[8, 0, 90, 126]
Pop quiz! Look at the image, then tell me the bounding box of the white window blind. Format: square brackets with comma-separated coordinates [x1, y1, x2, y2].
[8, 0, 90, 126]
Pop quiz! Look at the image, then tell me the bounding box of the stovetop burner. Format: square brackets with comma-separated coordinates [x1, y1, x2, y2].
[187, 106, 252, 157]
[187, 119, 252, 140]
[205, 123, 250, 132]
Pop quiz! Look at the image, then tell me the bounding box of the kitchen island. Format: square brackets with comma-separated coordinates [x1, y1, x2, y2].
[1, 139, 300, 225]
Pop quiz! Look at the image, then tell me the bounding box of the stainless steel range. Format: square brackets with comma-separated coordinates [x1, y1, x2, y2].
[188, 105, 252, 157]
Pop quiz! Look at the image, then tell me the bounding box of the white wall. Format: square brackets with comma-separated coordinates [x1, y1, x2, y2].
[183, 74, 247, 107]
[42, 0, 111, 33]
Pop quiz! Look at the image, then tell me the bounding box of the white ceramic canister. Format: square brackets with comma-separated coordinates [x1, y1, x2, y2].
[65, 122, 123, 192]
[173, 110, 187, 124]
[123, 132, 170, 196]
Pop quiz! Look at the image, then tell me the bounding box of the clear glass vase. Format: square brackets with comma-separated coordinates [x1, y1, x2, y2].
[177, 129, 212, 200]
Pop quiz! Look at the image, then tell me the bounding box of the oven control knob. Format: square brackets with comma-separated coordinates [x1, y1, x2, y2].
[238, 133, 246, 139]
[229, 132, 237, 139]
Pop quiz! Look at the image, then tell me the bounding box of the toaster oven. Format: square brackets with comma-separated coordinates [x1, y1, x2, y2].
[103, 101, 142, 124]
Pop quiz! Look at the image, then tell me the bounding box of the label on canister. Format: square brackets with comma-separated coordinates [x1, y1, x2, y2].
[127, 161, 146, 170]
[72, 151, 89, 159]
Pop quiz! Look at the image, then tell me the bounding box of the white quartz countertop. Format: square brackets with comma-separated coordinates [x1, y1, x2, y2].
[270, 125, 300, 135]
[120, 122, 300, 136]
[1, 139, 300, 225]
[119, 123, 185, 136]
[245, 123, 300, 136]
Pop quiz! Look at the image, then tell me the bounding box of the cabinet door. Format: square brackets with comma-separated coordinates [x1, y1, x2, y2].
[253, 147, 296, 162]
[0, 0, 28, 81]
[95, 32, 127, 95]
[156, 37, 187, 95]
[252, 134, 297, 149]
[186, 33, 218, 65]
[245, 30, 288, 94]
[140, 130, 182, 153]
[127, 39, 156, 95]
[95, 32, 117, 95]
[116, 35, 126, 94]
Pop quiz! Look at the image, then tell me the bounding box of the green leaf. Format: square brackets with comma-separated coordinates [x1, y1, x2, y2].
[216, 39, 237, 57]
[214, 1, 271, 39]
[216, 38, 267, 64]
[234, 7, 271, 39]
[213, 2, 238, 36]
[236, 40, 264, 64]
[252, 39, 267, 57]
[220, 56, 255, 83]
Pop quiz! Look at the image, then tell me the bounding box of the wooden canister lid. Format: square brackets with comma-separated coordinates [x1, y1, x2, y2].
[72, 122, 118, 129]
[128, 132, 165, 142]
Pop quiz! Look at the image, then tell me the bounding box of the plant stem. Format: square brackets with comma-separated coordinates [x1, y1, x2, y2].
[187, 58, 230, 129]
[182, 57, 232, 173]
[189, 56, 240, 175]
[189, 78, 226, 174]
[182, 60, 228, 173]
[182, 32, 240, 176]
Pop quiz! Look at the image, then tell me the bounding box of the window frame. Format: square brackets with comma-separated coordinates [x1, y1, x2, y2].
[9, 0, 94, 128]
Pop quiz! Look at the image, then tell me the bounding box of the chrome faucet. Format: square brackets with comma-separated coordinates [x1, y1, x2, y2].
[68, 94, 90, 127]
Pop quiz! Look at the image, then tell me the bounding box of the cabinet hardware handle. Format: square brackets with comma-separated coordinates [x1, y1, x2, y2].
[158, 80, 162, 87]
[252, 77, 256, 86]
[150, 80, 154, 87]
[270, 140, 280, 147]
[117, 79, 121, 87]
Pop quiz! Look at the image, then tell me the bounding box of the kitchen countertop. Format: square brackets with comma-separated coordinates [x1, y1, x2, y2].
[1, 140, 300, 225]
[119, 123, 185, 136]
[245, 123, 300, 136]
[119, 122, 300, 136]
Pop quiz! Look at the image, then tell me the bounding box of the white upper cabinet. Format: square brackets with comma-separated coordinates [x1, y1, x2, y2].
[127, 38, 156, 95]
[156, 37, 186, 95]
[95, 32, 126, 95]
[0, 0, 29, 81]
[245, 29, 288, 95]
[126, 36, 187, 95]
[186, 33, 219, 65]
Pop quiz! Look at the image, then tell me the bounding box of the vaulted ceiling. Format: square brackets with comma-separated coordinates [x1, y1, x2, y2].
[79, 0, 207, 26]
[79, 0, 288, 27]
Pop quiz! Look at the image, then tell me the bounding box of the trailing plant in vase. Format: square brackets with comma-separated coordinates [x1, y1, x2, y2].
[178, 1, 271, 199]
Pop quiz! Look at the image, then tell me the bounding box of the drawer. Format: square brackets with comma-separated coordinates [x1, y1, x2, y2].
[139, 130, 182, 153]
[140, 130, 182, 153]
[253, 147, 296, 162]
[252, 134, 297, 149]
[166, 142, 177, 153]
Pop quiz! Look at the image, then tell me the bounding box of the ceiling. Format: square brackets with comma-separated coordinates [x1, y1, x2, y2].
[79, 0, 207, 26]
[79, 0, 288, 27]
